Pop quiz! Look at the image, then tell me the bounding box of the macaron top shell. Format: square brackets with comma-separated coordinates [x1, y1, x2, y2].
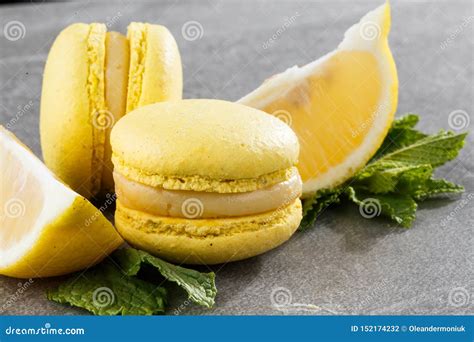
[127, 23, 183, 113]
[111, 99, 299, 192]
[40, 23, 106, 198]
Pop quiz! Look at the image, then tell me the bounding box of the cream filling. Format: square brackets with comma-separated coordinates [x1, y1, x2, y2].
[114, 171, 302, 218]
[102, 31, 130, 191]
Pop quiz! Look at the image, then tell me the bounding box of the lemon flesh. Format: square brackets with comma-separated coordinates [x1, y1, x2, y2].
[239, 3, 398, 195]
[0, 127, 123, 278]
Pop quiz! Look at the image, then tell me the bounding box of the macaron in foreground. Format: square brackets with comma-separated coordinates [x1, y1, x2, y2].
[40, 22, 183, 198]
[111, 99, 303, 264]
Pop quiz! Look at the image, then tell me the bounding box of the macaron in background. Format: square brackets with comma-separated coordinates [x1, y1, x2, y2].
[111, 99, 303, 265]
[40, 22, 182, 198]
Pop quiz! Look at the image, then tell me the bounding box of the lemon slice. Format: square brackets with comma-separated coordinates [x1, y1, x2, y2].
[239, 3, 398, 196]
[0, 127, 123, 278]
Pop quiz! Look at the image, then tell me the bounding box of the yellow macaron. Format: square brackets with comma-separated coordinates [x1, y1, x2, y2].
[111, 99, 303, 265]
[40, 22, 182, 198]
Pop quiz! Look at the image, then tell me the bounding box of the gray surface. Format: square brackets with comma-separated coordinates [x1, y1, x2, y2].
[0, 0, 473, 315]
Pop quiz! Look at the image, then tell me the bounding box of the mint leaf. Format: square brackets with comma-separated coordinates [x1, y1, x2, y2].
[47, 248, 218, 315]
[354, 162, 433, 194]
[114, 248, 217, 308]
[391, 113, 420, 129]
[374, 130, 466, 168]
[346, 187, 417, 228]
[300, 114, 467, 229]
[412, 178, 464, 200]
[373, 114, 427, 159]
[47, 261, 167, 315]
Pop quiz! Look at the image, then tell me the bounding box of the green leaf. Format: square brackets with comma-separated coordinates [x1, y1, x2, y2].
[47, 248, 218, 315]
[114, 248, 217, 308]
[298, 188, 342, 231]
[373, 131, 466, 168]
[346, 187, 417, 228]
[412, 178, 464, 200]
[354, 162, 433, 194]
[47, 261, 167, 315]
[392, 113, 420, 129]
[373, 114, 427, 159]
[300, 114, 467, 229]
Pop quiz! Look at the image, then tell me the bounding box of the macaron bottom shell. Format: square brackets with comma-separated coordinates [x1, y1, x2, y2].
[114, 199, 302, 265]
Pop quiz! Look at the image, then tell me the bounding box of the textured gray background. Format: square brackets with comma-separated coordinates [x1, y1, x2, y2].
[0, 0, 473, 315]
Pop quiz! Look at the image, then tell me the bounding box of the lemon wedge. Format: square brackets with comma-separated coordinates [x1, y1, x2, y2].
[239, 3, 398, 196]
[0, 127, 123, 278]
